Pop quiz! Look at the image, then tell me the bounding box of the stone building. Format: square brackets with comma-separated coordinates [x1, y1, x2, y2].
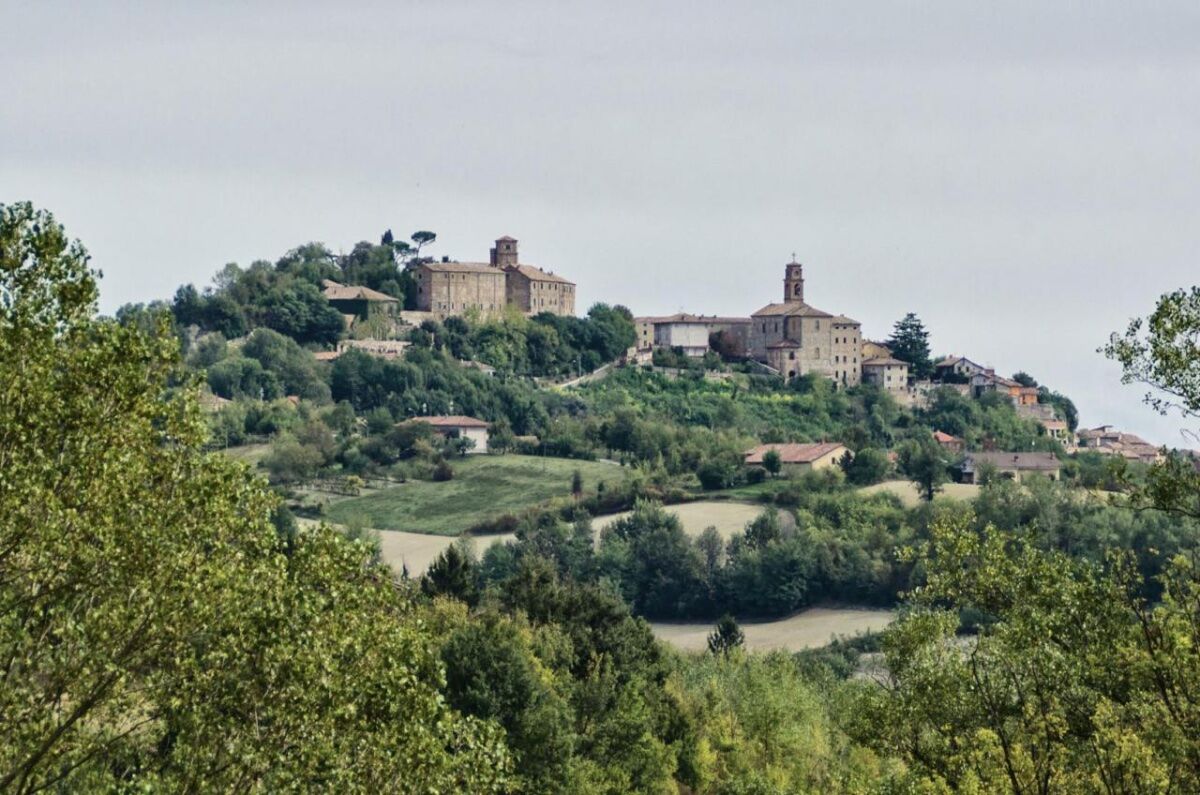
[322, 280, 400, 325]
[748, 259, 861, 386]
[861, 356, 910, 391]
[635, 313, 752, 357]
[413, 236, 575, 319]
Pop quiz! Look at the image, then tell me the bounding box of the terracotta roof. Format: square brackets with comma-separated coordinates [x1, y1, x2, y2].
[862, 356, 908, 367]
[750, 301, 833, 318]
[965, 452, 1061, 471]
[313, 350, 341, 361]
[321, 280, 399, 303]
[1039, 419, 1068, 430]
[932, 430, 961, 443]
[419, 261, 499, 275]
[654, 313, 751, 325]
[407, 415, 490, 429]
[767, 339, 802, 349]
[831, 315, 861, 325]
[508, 264, 574, 285]
[744, 442, 846, 465]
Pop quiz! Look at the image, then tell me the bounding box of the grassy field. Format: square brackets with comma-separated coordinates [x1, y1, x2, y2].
[376, 530, 517, 574]
[859, 480, 981, 507]
[326, 454, 627, 535]
[652, 606, 895, 652]
[219, 442, 273, 467]
[596, 501, 775, 541]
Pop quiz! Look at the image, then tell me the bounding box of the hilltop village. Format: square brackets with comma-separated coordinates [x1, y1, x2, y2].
[305, 234, 1160, 468]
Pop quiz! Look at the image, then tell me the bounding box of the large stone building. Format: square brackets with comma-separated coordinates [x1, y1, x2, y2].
[414, 236, 575, 319]
[749, 259, 862, 386]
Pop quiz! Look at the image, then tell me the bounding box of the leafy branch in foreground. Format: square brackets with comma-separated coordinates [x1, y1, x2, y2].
[0, 202, 510, 792]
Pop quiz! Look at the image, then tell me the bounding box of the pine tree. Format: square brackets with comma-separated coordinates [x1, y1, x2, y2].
[887, 312, 933, 379]
[707, 614, 745, 655]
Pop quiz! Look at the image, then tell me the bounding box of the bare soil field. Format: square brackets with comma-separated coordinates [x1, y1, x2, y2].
[596, 501, 776, 541]
[651, 606, 895, 652]
[377, 530, 516, 575]
[859, 480, 980, 507]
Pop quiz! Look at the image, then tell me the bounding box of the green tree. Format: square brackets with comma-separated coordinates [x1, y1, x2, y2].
[762, 448, 783, 478]
[0, 202, 510, 792]
[897, 434, 950, 501]
[887, 312, 933, 379]
[707, 614, 745, 655]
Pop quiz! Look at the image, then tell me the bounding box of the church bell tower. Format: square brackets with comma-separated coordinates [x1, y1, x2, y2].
[783, 257, 805, 303]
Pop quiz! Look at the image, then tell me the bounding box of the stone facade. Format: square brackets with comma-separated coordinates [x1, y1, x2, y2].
[414, 262, 507, 316]
[413, 237, 575, 319]
[749, 259, 860, 386]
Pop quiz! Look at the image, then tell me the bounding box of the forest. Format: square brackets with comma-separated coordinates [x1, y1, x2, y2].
[5, 201, 1200, 793]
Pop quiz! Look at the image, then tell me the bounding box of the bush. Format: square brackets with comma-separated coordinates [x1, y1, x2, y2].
[432, 459, 454, 482]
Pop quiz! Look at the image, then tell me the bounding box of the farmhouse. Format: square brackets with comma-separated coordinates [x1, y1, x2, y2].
[744, 442, 849, 473]
[933, 430, 964, 452]
[409, 415, 491, 454]
[961, 452, 1061, 483]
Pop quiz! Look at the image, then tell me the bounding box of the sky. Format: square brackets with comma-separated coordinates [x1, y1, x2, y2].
[3, 1, 1199, 446]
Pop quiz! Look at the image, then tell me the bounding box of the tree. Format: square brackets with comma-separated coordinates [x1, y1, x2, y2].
[886, 313, 933, 380]
[841, 447, 889, 486]
[762, 448, 783, 479]
[1011, 371, 1038, 387]
[423, 542, 479, 606]
[707, 614, 745, 655]
[0, 202, 510, 792]
[1106, 286, 1200, 518]
[571, 469, 583, 498]
[897, 435, 950, 501]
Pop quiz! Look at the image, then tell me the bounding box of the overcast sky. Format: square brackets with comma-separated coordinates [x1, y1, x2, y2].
[4, 1, 1198, 446]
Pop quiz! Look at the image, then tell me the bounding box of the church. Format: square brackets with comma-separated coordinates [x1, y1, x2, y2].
[748, 259, 862, 386]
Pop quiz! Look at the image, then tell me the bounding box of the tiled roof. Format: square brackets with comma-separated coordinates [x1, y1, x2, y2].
[750, 301, 833, 318]
[767, 339, 802, 348]
[419, 261, 500, 275]
[321, 280, 399, 303]
[965, 452, 1061, 471]
[932, 430, 961, 443]
[863, 356, 908, 367]
[654, 312, 751, 325]
[831, 315, 861, 325]
[508, 264, 574, 285]
[744, 442, 846, 465]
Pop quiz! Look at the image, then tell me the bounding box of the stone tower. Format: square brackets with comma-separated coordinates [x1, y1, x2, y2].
[783, 258, 805, 303]
[490, 236, 519, 268]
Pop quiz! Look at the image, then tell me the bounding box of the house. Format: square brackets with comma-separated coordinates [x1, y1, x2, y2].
[961, 452, 1061, 483]
[312, 339, 411, 362]
[321, 280, 400, 324]
[1038, 418, 1074, 448]
[748, 259, 862, 387]
[862, 340, 892, 361]
[934, 355, 989, 381]
[407, 415, 491, 453]
[1075, 426, 1161, 463]
[639, 313, 752, 357]
[861, 357, 910, 391]
[413, 237, 576, 319]
[971, 370, 1038, 406]
[933, 430, 964, 453]
[744, 442, 849, 473]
